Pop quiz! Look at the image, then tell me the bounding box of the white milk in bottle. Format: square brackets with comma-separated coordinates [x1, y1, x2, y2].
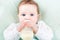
[20, 20, 34, 40]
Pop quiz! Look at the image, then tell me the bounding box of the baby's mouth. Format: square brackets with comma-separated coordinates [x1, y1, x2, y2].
[25, 19, 31, 21]
[25, 20, 31, 23]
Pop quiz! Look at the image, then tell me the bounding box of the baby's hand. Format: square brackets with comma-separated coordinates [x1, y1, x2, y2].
[26, 21, 38, 34]
[17, 21, 27, 32]
[17, 21, 38, 33]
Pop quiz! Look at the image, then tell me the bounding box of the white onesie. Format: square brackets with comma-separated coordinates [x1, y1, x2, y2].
[3, 20, 53, 40]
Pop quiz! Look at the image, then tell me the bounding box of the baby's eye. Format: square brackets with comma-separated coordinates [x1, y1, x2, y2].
[30, 14, 34, 16]
[22, 14, 26, 16]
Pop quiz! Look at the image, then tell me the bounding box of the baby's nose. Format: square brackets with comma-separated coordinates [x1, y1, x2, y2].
[25, 15, 30, 20]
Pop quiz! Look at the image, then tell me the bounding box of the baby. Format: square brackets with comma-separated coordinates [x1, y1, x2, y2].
[3, 0, 53, 40]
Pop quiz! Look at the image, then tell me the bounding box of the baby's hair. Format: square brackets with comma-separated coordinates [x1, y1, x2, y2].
[22, 0, 32, 3]
[18, 0, 40, 14]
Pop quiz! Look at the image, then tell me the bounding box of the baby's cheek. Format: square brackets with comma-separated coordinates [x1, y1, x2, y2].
[31, 20, 36, 24]
[19, 16, 24, 21]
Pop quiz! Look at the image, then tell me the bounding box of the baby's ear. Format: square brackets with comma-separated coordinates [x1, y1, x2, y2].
[38, 14, 40, 18]
[17, 14, 19, 17]
[38, 14, 40, 20]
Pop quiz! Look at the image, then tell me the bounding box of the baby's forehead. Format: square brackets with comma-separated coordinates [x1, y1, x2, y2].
[19, 4, 37, 13]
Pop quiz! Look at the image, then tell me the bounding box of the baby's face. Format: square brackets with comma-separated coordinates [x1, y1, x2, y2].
[18, 4, 39, 24]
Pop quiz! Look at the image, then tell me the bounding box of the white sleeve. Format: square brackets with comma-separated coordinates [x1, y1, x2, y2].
[35, 21, 53, 40]
[3, 23, 20, 40]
